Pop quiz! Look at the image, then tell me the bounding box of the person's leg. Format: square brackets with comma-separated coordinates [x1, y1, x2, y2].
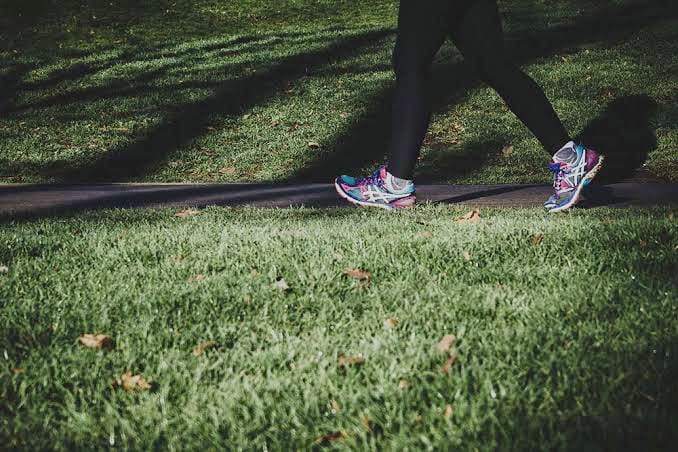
[450, 0, 571, 154]
[386, 0, 454, 180]
[450, 0, 603, 212]
[334, 0, 454, 209]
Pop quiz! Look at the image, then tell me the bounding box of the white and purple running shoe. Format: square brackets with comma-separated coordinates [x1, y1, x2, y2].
[545, 142, 604, 213]
[335, 166, 416, 210]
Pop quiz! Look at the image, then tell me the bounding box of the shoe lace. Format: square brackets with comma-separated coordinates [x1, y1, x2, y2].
[360, 167, 385, 187]
[549, 162, 565, 193]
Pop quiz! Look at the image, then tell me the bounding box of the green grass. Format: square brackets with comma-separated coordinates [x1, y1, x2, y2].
[1, 206, 677, 449]
[1, 0, 676, 184]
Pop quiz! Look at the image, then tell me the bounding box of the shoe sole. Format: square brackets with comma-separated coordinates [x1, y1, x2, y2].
[549, 155, 605, 213]
[334, 180, 414, 210]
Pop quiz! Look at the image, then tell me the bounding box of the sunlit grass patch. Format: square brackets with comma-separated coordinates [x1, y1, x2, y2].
[1, 205, 677, 449]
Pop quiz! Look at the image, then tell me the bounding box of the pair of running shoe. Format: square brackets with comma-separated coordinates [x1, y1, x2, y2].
[335, 143, 604, 213]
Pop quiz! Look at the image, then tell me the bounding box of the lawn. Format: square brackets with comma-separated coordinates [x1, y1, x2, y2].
[1, 1, 677, 449]
[1, 0, 677, 184]
[1, 206, 677, 449]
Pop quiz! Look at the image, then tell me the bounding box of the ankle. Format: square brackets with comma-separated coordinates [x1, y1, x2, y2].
[385, 170, 413, 192]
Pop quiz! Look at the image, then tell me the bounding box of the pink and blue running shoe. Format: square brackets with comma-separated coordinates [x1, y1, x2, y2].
[335, 166, 416, 210]
[545, 142, 604, 213]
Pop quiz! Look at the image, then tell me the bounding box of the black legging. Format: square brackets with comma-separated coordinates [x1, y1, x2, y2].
[388, 0, 571, 179]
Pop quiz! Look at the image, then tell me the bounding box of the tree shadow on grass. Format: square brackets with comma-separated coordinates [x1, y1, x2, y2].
[0, 64, 31, 115]
[2, 1, 675, 184]
[7, 29, 366, 110]
[288, 0, 675, 183]
[3, 28, 393, 182]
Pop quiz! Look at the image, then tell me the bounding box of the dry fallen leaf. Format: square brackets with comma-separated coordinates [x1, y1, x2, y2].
[384, 318, 398, 329]
[343, 268, 371, 281]
[455, 209, 480, 224]
[531, 233, 544, 246]
[189, 274, 206, 282]
[462, 250, 471, 261]
[170, 255, 184, 262]
[274, 277, 290, 291]
[398, 379, 410, 390]
[441, 351, 459, 374]
[338, 354, 365, 368]
[78, 334, 114, 350]
[444, 404, 454, 418]
[113, 371, 152, 392]
[175, 208, 200, 219]
[361, 414, 373, 432]
[436, 334, 456, 353]
[501, 144, 514, 157]
[218, 166, 236, 175]
[307, 140, 321, 149]
[192, 340, 218, 357]
[315, 431, 346, 445]
[12, 367, 25, 374]
[330, 399, 341, 413]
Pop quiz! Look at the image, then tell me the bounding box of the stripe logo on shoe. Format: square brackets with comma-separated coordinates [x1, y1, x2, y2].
[362, 186, 409, 203]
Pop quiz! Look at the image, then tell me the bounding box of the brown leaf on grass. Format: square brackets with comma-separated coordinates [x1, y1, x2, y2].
[274, 277, 290, 291]
[315, 431, 347, 445]
[398, 379, 410, 390]
[189, 274, 206, 282]
[441, 351, 459, 374]
[361, 414, 373, 432]
[12, 367, 25, 374]
[443, 404, 454, 418]
[462, 250, 471, 261]
[384, 318, 398, 329]
[307, 140, 321, 149]
[175, 208, 200, 219]
[501, 144, 514, 157]
[455, 209, 480, 224]
[78, 334, 114, 350]
[436, 334, 456, 353]
[343, 268, 371, 281]
[531, 233, 544, 246]
[170, 254, 184, 262]
[113, 371, 152, 392]
[218, 166, 236, 175]
[337, 354, 365, 368]
[192, 340, 218, 357]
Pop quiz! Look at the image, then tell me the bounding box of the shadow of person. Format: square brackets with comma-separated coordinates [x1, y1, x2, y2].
[0, 65, 30, 115]
[576, 94, 658, 184]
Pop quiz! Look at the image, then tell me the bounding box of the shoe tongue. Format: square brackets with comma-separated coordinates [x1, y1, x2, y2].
[553, 145, 578, 164]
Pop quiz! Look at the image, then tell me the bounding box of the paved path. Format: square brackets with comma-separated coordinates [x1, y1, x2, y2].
[1, 182, 676, 219]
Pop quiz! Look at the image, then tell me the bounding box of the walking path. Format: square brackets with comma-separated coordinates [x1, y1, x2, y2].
[1, 182, 676, 219]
